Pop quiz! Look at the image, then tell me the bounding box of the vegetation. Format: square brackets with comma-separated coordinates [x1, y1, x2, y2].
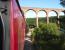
[26, 16, 65, 30]
[25, 24, 29, 34]
[26, 18, 36, 28]
[60, 0, 65, 29]
[26, 15, 65, 50]
[59, 16, 65, 30]
[25, 1, 65, 50]
[31, 23, 65, 50]
[60, 0, 65, 7]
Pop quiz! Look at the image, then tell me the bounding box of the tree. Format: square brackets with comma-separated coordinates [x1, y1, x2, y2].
[60, 0, 65, 7]
[60, 0, 65, 30]
[31, 23, 65, 50]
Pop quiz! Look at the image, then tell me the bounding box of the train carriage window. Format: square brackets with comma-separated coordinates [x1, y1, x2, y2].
[0, 14, 3, 50]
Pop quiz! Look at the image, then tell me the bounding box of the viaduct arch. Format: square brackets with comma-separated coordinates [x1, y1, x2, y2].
[21, 7, 65, 27]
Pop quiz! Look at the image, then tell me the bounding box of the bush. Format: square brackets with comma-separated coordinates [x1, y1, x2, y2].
[31, 23, 65, 50]
[59, 16, 65, 30]
[25, 24, 29, 34]
[39, 23, 61, 36]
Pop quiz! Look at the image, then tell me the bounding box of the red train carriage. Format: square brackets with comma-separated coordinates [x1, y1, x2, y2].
[0, 0, 25, 50]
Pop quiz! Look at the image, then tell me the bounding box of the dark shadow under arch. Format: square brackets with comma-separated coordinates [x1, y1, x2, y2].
[0, 15, 3, 50]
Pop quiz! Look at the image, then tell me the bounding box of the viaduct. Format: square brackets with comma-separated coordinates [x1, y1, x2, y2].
[21, 7, 65, 27]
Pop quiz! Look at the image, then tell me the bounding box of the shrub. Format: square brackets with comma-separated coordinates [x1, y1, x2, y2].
[25, 24, 29, 34]
[39, 23, 61, 36]
[31, 23, 65, 50]
[59, 16, 65, 30]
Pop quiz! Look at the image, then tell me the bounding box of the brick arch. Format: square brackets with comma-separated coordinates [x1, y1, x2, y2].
[38, 10, 47, 15]
[25, 9, 37, 18]
[49, 10, 58, 16]
[48, 10, 58, 24]
[61, 10, 65, 14]
[59, 11, 65, 16]
[25, 9, 37, 14]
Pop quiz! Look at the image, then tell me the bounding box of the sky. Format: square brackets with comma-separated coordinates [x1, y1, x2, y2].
[19, 0, 64, 18]
[19, 0, 64, 8]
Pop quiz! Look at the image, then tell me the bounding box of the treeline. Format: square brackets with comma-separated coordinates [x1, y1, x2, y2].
[26, 16, 65, 29]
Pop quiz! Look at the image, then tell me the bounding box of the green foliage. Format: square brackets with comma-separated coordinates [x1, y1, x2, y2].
[26, 18, 36, 28]
[60, 16, 65, 30]
[39, 23, 61, 36]
[26, 16, 65, 30]
[49, 16, 57, 23]
[38, 17, 46, 23]
[25, 24, 29, 34]
[60, 0, 65, 7]
[31, 23, 65, 50]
